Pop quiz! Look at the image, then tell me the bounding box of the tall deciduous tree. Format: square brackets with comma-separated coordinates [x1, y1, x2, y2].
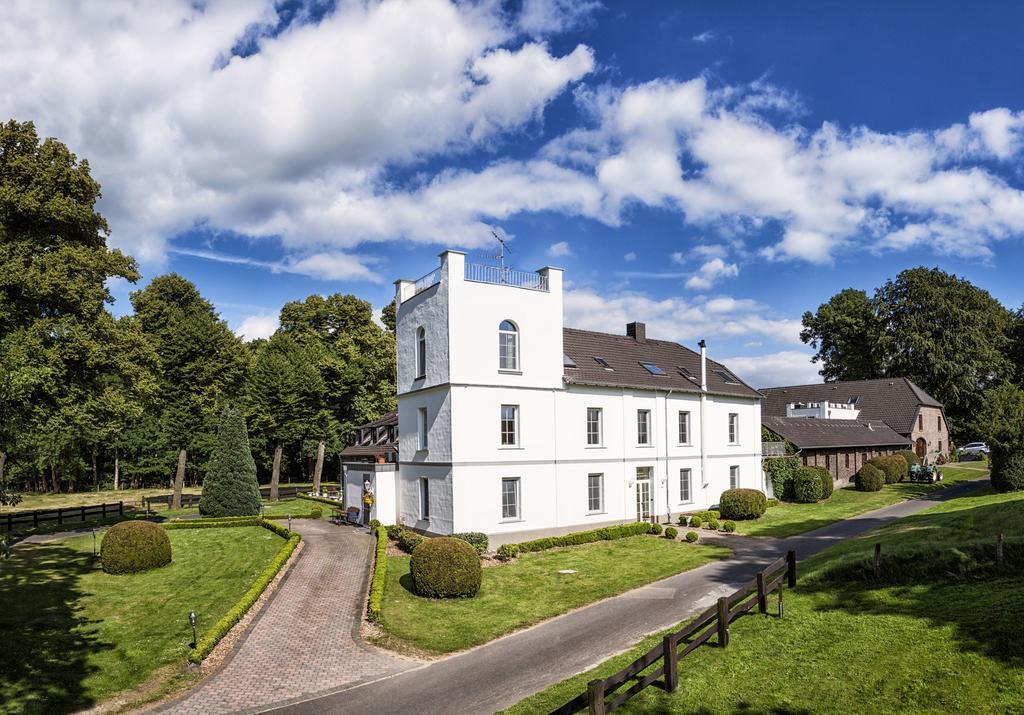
[800, 289, 885, 382]
[131, 274, 248, 507]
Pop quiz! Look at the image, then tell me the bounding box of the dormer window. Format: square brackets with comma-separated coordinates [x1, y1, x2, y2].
[499, 320, 519, 371]
[416, 326, 426, 379]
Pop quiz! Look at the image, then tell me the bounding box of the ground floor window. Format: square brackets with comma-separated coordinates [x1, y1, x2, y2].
[845, 453, 850, 469]
[679, 468, 692, 503]
[502, 477, 520, 520]
[729, 465, 739, 489]
[587, 473, 604, 513]
[418, 477, 429, 519]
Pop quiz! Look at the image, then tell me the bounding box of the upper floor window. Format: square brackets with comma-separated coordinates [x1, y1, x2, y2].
[416, 326, 426, 379]
[678, 411, 691, 445]
[586, 407, 603, 446]
[501, 404, 519, 446]
[499, 320, 519, 371]
[918, 413, 923, 430]
[728, 413, 739, 444]
[417, 407, 428, 451]
[637, 409, 651, 445]
[937, 415, 942, 430]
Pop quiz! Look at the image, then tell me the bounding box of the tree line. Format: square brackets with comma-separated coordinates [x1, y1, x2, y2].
[800, 266, 1024, 446]
[0, 120, 395, 504]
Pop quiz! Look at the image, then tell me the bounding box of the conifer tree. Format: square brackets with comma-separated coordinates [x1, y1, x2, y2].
[199, 406, 261, 517]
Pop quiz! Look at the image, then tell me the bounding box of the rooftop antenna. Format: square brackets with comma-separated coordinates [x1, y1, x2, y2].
[491, 230, 511, 283]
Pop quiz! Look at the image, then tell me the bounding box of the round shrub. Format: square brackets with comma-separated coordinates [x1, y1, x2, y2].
[689, 516, 702, 528]
[767, 498, 779, 508]
[410, 537, 482, 598]
[707, 518, 720, 530]
[793, 468, 824, 503]
[496, 543, 520, 561]
[856, 463, 885, 492]
[813, 467, 834, 500]
[650, 523, 663, 535]
[677, 514, 687, 525]
[990, 447, 1024, 493]
[718, 488, 768, 520]
[722, 520, 736, 533]
[309, 507, 323, 519]
[664, 526, 678, 540]
[685, 531, 699, 543]
[873, 455, 908, 484]
[452, 532, 489, 555]
[897, 450, 920, 469]
[100, 521, 172, 575]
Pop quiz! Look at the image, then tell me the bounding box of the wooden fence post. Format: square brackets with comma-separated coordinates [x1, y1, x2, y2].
[874, 543, 881, 579]
[663, 633, 679, 692]
[778, 581, 784, 618]
[787, 550, 797, 587]
[756, 571, 767, 614]
[57, 507, 63, 526]
[716, 596, 730, 648]
[81, 506, 86, 523]
[587, 678, 606, 715]
[119, 501, 123, 516]
[996, 533, 1004, 570]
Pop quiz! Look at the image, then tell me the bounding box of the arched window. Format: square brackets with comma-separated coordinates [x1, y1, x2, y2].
[416, 326, 426, 378]
[498, 320, 518, 370]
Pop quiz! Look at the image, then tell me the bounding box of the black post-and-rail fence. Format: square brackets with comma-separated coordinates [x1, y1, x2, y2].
[143, 485, 307, 512]
[555, 550, 797, 715]
[2, 501, 125, 533]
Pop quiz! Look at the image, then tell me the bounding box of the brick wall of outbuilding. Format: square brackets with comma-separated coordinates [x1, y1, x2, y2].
[911, 406, 949, 461]
[800, 445, 907, 485]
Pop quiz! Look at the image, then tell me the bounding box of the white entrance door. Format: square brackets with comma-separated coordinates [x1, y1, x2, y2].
[635, 467, 652, 522]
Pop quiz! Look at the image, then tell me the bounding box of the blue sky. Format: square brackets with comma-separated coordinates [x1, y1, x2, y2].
[5, 1, 1024, 386]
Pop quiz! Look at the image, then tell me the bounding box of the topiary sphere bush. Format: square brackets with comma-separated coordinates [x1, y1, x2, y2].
[664, 526, 678, 540]
[722, 520, 736, 533]
[872, 455, 908, 484]
[856, 463, 885, 492]
[812, 466, 834, 500]
[650, 522, 663, 535]
[793, 468, 824, 503]
[410, 537, 482, 598]
[689, 516, 703, 528]
[990, 446, 1024, 493]
[718, 488, 768, 520]
[707, 518, 720, 530]
[685, 531, 699, 543]
[897, 450, 920, 469]
[101, 521, 172, 574]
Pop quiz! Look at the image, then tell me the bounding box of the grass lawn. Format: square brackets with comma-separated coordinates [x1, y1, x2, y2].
[377, 535, 730, 654]
[0, 525, 286, 714]
[731, 465, 988, 538]
[159, 496, 332, 521]
[506, 487, 1024, 715]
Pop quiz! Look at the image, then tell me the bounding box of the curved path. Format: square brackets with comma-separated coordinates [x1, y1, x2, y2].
[275, 478, 988, 715]
[159, 520, 410, 715]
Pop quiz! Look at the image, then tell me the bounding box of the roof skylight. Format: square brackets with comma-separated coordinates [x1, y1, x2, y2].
[563, 354, 578, 368]
[640, 362, 665, 375]
[594, 357, 613, 371]
[714, 369, 740, 385]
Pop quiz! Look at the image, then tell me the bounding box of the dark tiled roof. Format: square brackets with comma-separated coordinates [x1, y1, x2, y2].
[562, 328, 761, 399]
[762, 416, 910, 450]
[360, 409, 398, 428]
[760, 378, 942, 436]
[341, 410, 397, 459]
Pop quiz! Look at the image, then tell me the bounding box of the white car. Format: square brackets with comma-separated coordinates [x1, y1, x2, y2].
[960, 442, 989, 455]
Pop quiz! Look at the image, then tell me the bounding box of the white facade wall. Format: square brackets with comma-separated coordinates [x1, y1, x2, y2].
[394, 250, 764, 543]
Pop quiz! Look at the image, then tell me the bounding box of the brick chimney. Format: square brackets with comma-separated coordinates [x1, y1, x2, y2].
[626, 322, 646, 343]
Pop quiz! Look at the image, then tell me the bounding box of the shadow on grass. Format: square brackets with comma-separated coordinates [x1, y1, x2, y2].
[630, 704, 813, 715]
[0, 543, 112, 713]
[399, 572, 416, 595]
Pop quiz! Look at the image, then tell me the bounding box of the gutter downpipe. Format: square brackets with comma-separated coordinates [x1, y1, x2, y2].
[699, 340, 709, 494]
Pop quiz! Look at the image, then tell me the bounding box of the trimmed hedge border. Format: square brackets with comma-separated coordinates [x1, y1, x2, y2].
[367, 525, 387, 623]
[511, 522, 654, 555]
[167, 518, 301, 664]
[297, 494, 346, 510]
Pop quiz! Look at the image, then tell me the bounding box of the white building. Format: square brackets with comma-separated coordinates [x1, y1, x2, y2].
[353, 250, 764, 544]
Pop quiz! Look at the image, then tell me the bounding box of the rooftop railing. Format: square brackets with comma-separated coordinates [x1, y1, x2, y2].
[408, 267, 441, 298]
[464, 263, 549, 291]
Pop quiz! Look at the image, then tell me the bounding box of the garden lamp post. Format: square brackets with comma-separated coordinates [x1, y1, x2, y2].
[189, 611, 197, 649]
[92, 529, 98, 557]
[287, 515, 292, 532]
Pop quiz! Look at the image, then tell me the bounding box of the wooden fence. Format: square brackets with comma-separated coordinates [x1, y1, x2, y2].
[143, 485, 312, 512]
[2, 501, 125, 533]
[555, 550, 797, 715]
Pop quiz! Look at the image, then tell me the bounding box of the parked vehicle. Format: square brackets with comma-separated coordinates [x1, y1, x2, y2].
[960, 442, 989, 455]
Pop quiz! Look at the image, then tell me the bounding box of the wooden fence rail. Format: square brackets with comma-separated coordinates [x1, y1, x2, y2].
[143, 485, 311, 512]
[2, 501, 125, 533]
[554, 549, 797, 715]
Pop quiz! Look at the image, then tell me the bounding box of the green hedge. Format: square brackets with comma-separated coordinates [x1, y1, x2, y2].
[163, 516, 263, 530]
[856, 463, 885, 492]
[410, 537, 482, 598]
[991, 445, 1024, 492]
[897, 450, 920, 468]
[513, 522, 653, 554]
[298, 494, 345, 510]
[811, 466, 834, 499]
[101, 521, 172, 574]
[452, 531, 489, 555]
[718, 489, 767, 520]
[794, 468, 824, 502]
[871, 455, 908, 484]
[188, 522, 301, 664]
[764, 455, 799, 501]
[367, 526, 387, 622]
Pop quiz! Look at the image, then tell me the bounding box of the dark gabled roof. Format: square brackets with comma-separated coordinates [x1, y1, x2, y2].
[562, 328, 761, 399]
[762, 416, 910, 450]
[341, 410, 397, 459]
[760, 378, 942, 436]
[359, 409, 398, 429]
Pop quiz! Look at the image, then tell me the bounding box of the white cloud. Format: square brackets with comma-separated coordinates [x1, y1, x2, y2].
[235, 314, 279, 341]
[691, 30, 717, 43]
[623, 251, 637, 262]
[519, 0, 603, 36]
[685, 257, 739, 290]
[563, 288, 802, 347]
[721, 350, 822, 389]
[547, 240, 573, 257]
[169, 246, 382, 282]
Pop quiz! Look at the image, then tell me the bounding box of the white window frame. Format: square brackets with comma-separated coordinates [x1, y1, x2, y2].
[498, 320, 519, 371]
[500, 404, 519, 447]
[730, 465, 740, 489]
[417, 407, 428, 451]
[415, 326, 426, 379]
[728, 413, 739, 444]
[678, 411, 691, 445]
[679, 468, 692, 503]
[586, 407, 603, 446]
[501, 477, 520, 521]
[587, 473, 604, 513]
[637, 409, 651, 446]
[418, 477, 429, 519]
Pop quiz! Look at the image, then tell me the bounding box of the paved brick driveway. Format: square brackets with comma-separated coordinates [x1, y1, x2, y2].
[160, 520, 410, 715]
